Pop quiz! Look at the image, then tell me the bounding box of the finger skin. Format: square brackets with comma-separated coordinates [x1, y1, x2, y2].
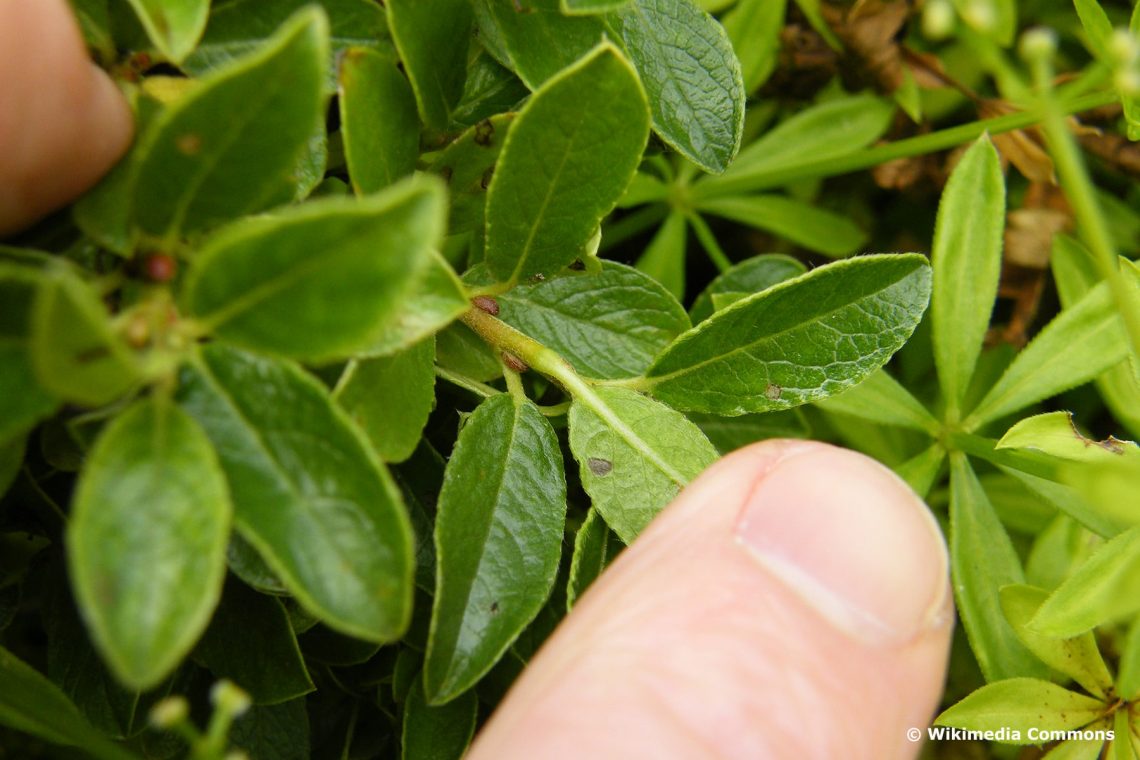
[469, 440, 954, 759]
[0, 0, 133, 236]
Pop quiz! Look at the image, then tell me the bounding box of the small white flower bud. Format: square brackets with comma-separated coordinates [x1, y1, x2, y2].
[922, 0, 956, 40]
[1019, 28, 1058, 63]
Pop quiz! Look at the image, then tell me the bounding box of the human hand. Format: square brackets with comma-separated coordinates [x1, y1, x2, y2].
[0, 0, 133, 237]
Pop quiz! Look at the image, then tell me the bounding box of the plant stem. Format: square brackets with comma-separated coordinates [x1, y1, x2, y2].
[686, 212, 732, 272]
[693, 90, 1117, 198]
[434, 366, 498, 398]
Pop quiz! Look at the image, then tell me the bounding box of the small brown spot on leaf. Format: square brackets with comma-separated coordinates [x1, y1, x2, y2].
[587, 458, 613, 477]
[176, 133, 202, 156]
[474, 119, 495, 147]
[764, 384, 782, 401]
[490, 601, 500, 614]
[480, 166, 495, 190]
[438, 166, 453, 184]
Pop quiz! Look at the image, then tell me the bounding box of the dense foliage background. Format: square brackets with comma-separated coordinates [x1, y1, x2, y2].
[2, 0, 1140, 758]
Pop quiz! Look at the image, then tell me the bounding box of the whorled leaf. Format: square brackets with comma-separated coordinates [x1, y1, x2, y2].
[935, 678, 1107, 742]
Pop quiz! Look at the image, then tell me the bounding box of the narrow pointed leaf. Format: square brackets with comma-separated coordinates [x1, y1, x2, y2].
[634, 211, 687, 299]
[485, 43, 650, 283]
[68, 398, 231, 690]
[402, 677, 477, 760]
[132, 8, 328, 238]
[0, 646, 138, 760]
[950, 454, 1050, 682]
[184, 178, 445, 362]
[936, 678, 1107, 740]
[1031, 525, 1140, 637]
[386, 0, 472, 130]
[338, 48, 420, 194]
[608, 0, 744, 173]
[177, 344, 415, 642]
[722, 0, 785, 93]
[567, 507, 623, 609]
[1116, 619, 1140, 700]
[569, 386, 718, 543]
[931, 135, 1005, 419]
[124, 0, 208, 63]
[429, 113, 515, 237]
[645, 254, 932, 415]
[998, 412, 1140, 464]
[425, 394, 566, 704]
[335, 338, 436, 464]
[361, 251, 470, 358]
[815, 368, 938, 431]
[497, 262, 690, 379]
[894, 444, 945, 499]
[696, 194, 866, 257]
[689, 254, 805, 324]
[475, 0, 605, 89]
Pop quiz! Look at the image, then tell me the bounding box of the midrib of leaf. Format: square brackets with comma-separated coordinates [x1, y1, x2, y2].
[646, 267, 908, 385]
[188, 353, 376, 607]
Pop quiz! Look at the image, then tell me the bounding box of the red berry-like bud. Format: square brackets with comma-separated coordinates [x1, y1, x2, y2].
[144, 254, 177, 283]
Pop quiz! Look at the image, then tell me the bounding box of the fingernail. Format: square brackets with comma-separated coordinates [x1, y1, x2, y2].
[736, 444, 950, 646]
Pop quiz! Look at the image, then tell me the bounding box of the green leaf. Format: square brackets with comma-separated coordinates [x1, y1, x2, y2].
[689, 254, 805, 324]
[474, 0, 606, 89]
[0, 646, 138, 760]
[635, 211, 687, 300]
[696, 195, 866, 257]
[402, 677, 478, 760]
[568, 386, 718, 543]
[0, 436, 23, 499]
[335, 338, 436, 464]
[177, 344, 415, 642]
[950, 454, 1050, 682]
[123, 0, 208, 63]
[450, 53, 530, 128]
[894, 444, 945, 499]
[69, 0, 115, 61]
[999, 584, 1113, 699]
[436, 323, 503, 383]
[430, 114, 515, 237]
[496, 262, 689, 379]
[132, 8, 328, 239]
[227, 533, 288, 596]
[183, 0, 389, 89]
[999, 466, 1121, 540]
[1073, 0, 1113, 59]
[1031, 525, 1140, 637]
[361, 251, 470, 358]
[1059, 456, 1140, 529]
[704, 94, 895, 195]
[31, 264, 141, 408]
[722, 0, 784, 93]
[998, 412, 1140, 464]
[425, 394, 566, 704]
[230, 698, 310, 760]
[690, 410, 809, 454]
[485, 43, 650, 283]
[967, 277, 1135, 427]
[814, 368, 938, 432]
[935, 678, 1106, 741]
[0, 264, 57, 440]
[1043, 739, 1112, 760]
[386, 0, 472, 131]
[931, 135, 1005, 420]
[184, 177, 445, 362]
[563, 0, 629, 12]
[194, 577, 314, 705]
[645, 254, 932, 415]
[1116, 619, 1140, 700]
[338, 48, 419, 194]
[68, 397, 231, 690]
[607, 0, 744, 173]
[567, 507, 623, 609]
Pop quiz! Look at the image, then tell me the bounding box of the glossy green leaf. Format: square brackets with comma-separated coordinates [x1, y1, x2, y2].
[425, 394, 566, 704]
[123, 0, 208, 63]
[607, 0, 744, 173]
[0, 646, 137, 760]
[950, 454, 1050, 682]
[968, 277, 1134, 427]
[696, 194, 866, 257]
[567, 507, 623, 609]
[689, 254, 805, 324]
[485, 43, 650, 283]
[184, 178, 445, 362]
[1031, 525, 1140, 637]
[704, 94, 895, 195]
[436, 323, 503, 382]
[635, 211, 687, 300]
[69, 397, 231, 690]
[931, 135, 1005, 419]
[645, 254, 932, 415]
[475, 0, 606, 88]
[569, 386, 718, 543]
[195, 577, 314, 705]
[132, 8, 328, 238]
[998, 412, 1140, 464]
[386, 0, 472, 130]
[402, 678, 478, 760]
[563, 0, 629, 12]
[935, 678, 1106, 740]
[229, 698, 310, 760]
[177, 344, 415, 642]
[335, 338, 436, 464]
[0, 265, 57, 441]
[814, 368, 938, 432]
[31, 264, 140, 408]
[999, 584, 1113, 698]
[430, 114, 515, 236]
[184, 0, 389, 88]
[722, 0, 784, 93]
[227, 534, 289, 596]
[362, 251, 470, 358]
[450, 53, 530, 128]
[497, 262, 689, 379]
[338, 48, 419, 195]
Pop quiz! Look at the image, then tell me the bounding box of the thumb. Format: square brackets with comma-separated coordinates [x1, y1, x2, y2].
[469, 440, 954, 759]
[0, 0, 134, 237]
